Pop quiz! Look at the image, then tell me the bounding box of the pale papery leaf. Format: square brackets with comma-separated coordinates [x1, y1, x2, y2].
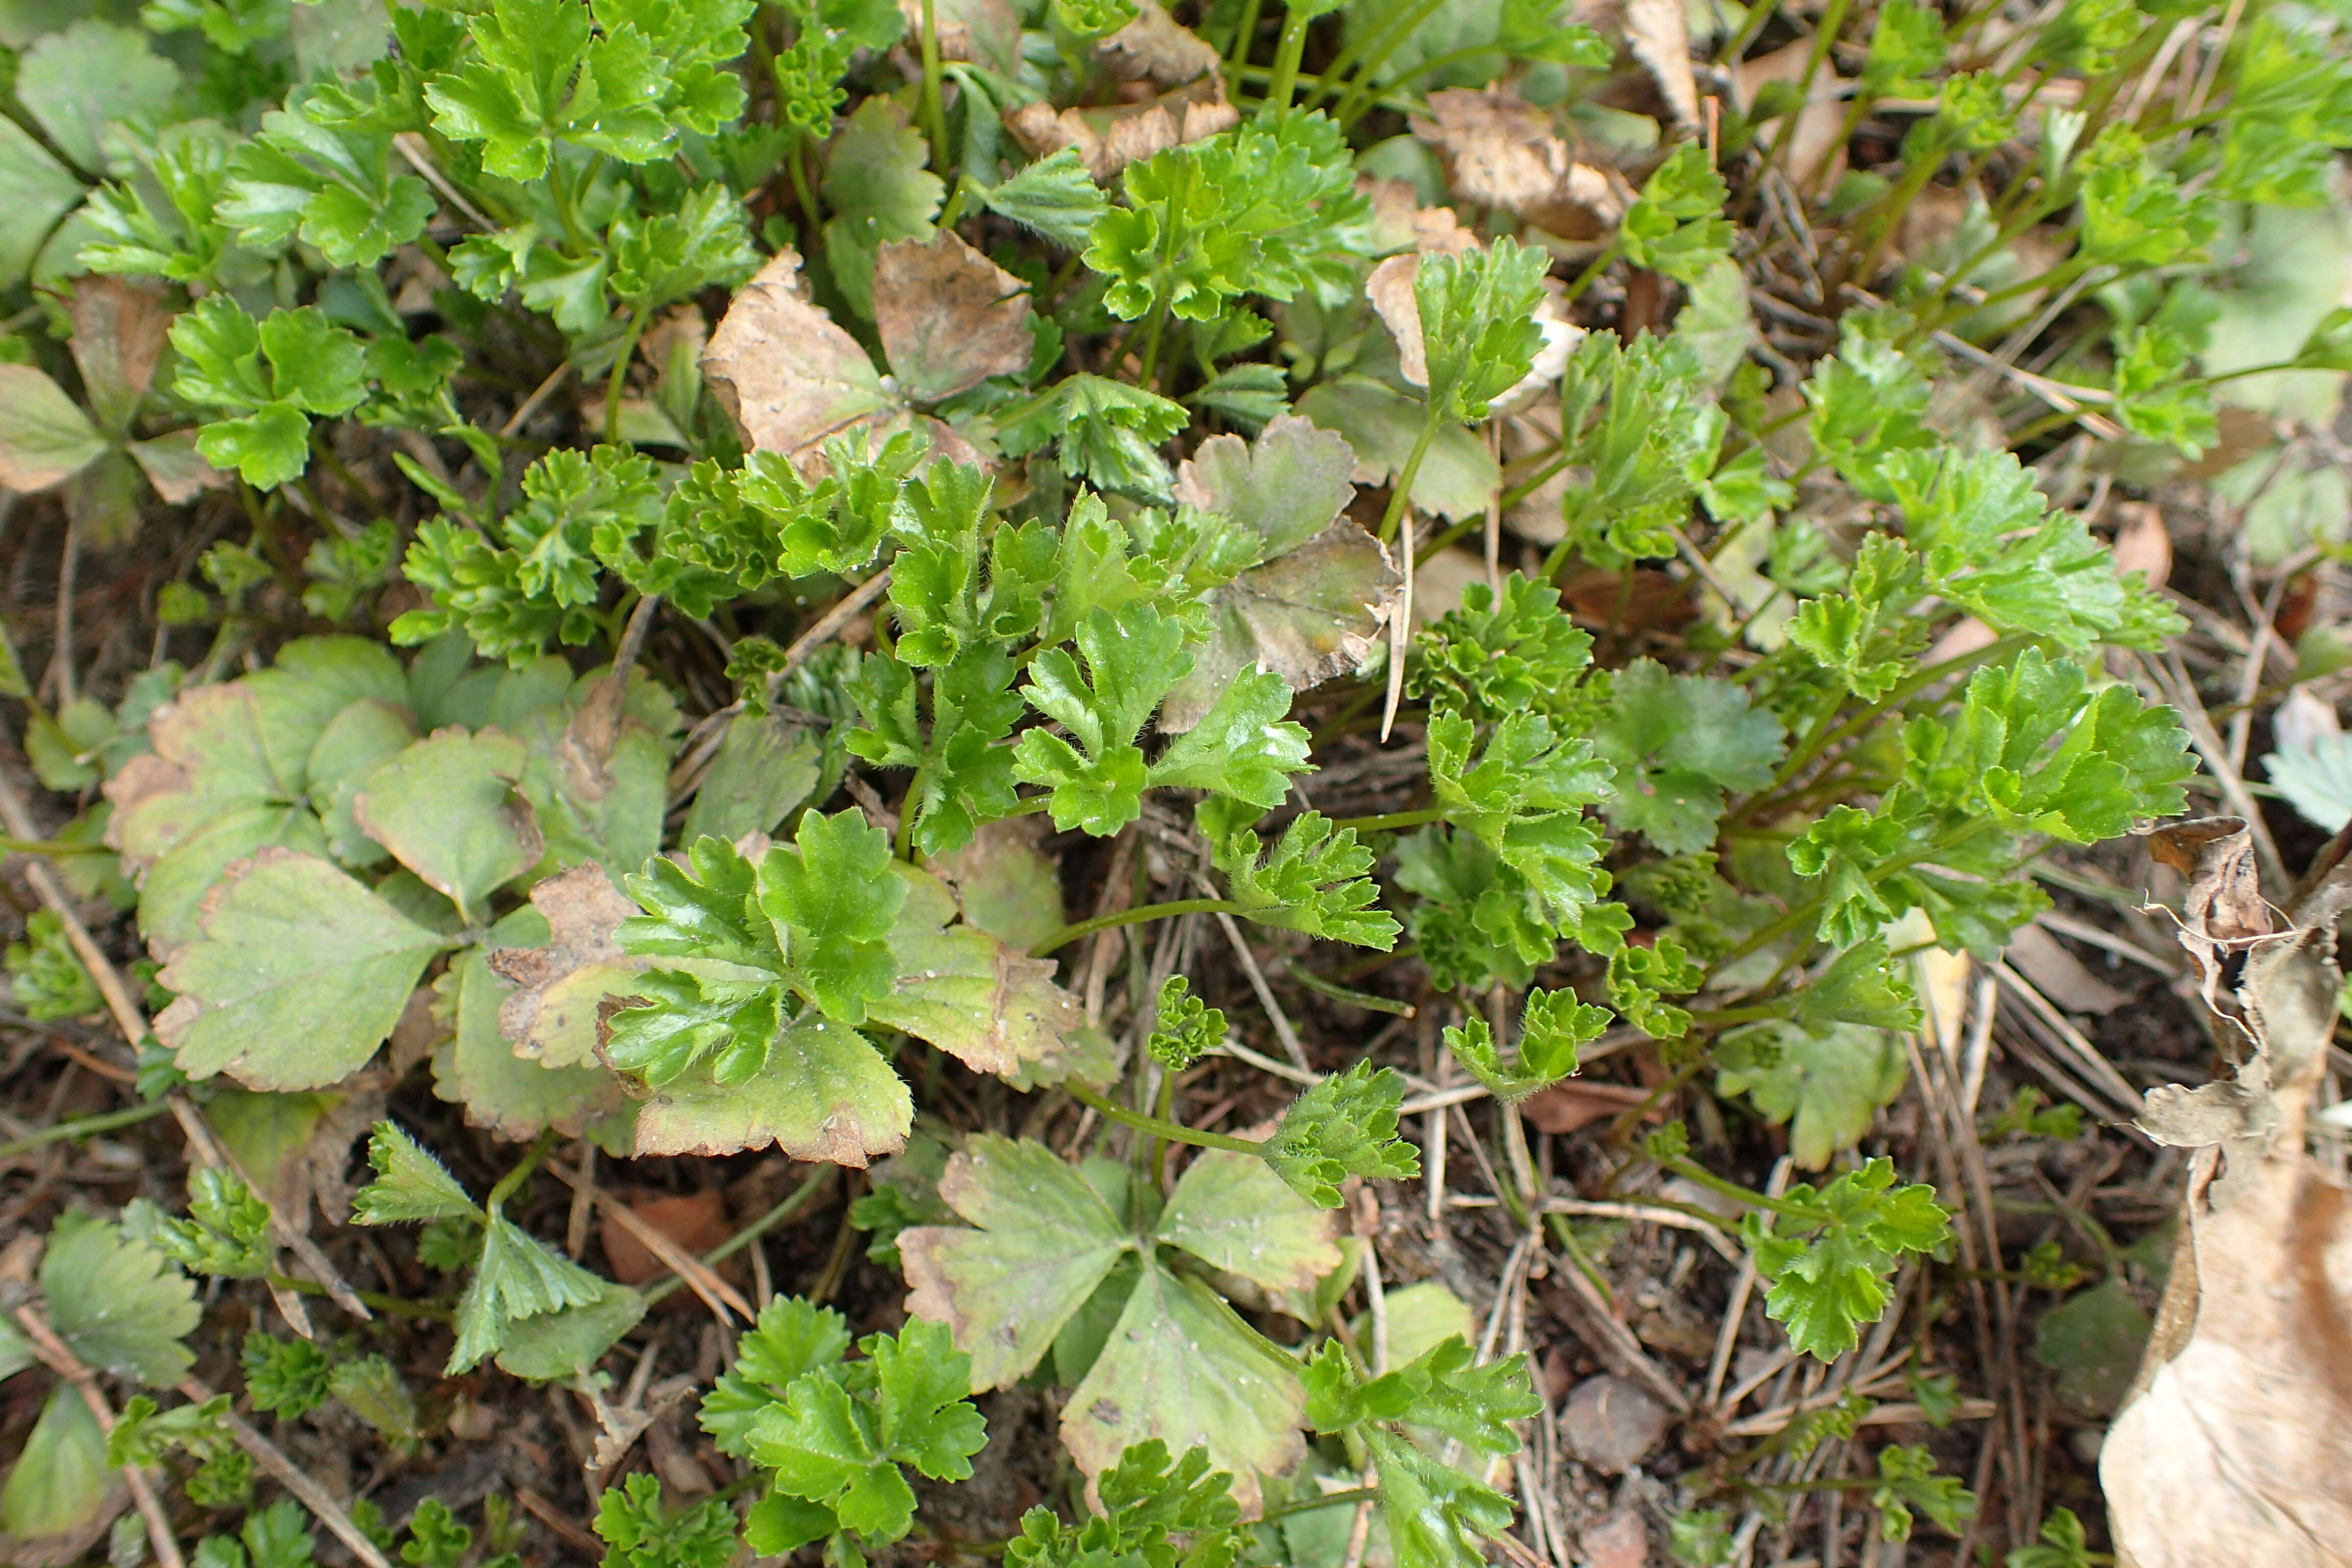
[1613, 0, 1700, 128]
[1096, 1, 1219, 85]
[1408, 89, 1623, 241]
[874, 232, 1036, 405]
[1159, 521, 1399, 731]
[2103, 836, 2352, 1566]
[1004, 84, 1238, 180]
[67, 276, 172, 434]
[703, 248, 901, 466]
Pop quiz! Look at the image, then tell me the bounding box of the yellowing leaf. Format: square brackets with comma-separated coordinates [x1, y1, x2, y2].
[0, 363, 106, 492]
[1061, 1259, 1306, 1512]
[155, 847, 450, 1090]
[489, 861, 648, 1069]
[631, 1012, 913, 1163]
[868, 866, 1083, 1077]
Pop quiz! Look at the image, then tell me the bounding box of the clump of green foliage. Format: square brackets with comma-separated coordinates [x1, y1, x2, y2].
[0, 0, 2316, 1549]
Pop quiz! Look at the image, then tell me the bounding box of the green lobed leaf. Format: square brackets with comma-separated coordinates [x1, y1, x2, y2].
[1261, 1061, 1419, 1208]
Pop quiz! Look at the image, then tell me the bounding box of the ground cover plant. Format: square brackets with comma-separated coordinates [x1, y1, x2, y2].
[0, 0, 2349, 1558]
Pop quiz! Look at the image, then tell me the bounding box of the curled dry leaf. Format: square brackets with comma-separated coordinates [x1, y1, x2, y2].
[874, 231, 1036, 405]
[1005, 80, 1237, 180]
[2142, 816, 2278, 1042]
[1587, 0, 1699, 128]
[2104, 820, 2352, 1565]
[702, 248, 898, 468]
[489, 861, 646, 1069]
[1410, 88, 1623, 242]
[1096, 1, 1220, 85]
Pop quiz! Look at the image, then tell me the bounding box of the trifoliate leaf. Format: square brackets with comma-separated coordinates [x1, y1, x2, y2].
[1146, 975, 1223, 1069]
[1262, 1061, 1419, 1208]
[154, 849, 451, 1091]
[1442, 987, 1607, 1104]
[41, 1211, 201, 1387]
[1746, 1157, 1950, 1360]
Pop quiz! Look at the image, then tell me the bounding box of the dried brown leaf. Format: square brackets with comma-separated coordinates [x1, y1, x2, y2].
[67, 276, 171, 432]
[702, 248, 899, 465]
[2004, 922, 2129, 1015]
[874, 232, 1035, 404]
[1612, 0, 1699, 128]
[1096, 1, 1219, 85]
[2112, 501, 2173, 590]
[489, 862, 646, 1069]
[1006, 82, 1237, 179]
[897, 0, 1021, 72]
[1366, 255, 1428, 386]
[1410, 89, 1623, 241]
[1357, 178, 1479, 256]
[2104, 844, 2352, 1565]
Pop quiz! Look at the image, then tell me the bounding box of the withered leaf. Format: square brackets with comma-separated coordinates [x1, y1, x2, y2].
[489, 862, 646, 1070]
[1409, 88, 1622, 241]
[702, 248, 899, 466]
[874, 232, 1036, 404]
[1005, 82, 1237, 180]
[2103, 871, 2352, 1566]
[68, 276, 172, 435]
[1096, 1, 1220, 85]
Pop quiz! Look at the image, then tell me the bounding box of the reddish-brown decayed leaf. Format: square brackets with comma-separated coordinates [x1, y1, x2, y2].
[600, 1189, 732, 1287]
[874, 232, 1035, 405]
[1522, 1079, 1660, 1135]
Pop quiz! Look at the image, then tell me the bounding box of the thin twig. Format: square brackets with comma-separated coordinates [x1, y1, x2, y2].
[549, 1163, 752, 1324]
[1381, 512, 1412, 743]
[1210, 908, 1310, 1070]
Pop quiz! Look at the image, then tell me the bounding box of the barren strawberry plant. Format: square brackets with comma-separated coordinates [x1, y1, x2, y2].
[0, 0, 2347, 1560]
